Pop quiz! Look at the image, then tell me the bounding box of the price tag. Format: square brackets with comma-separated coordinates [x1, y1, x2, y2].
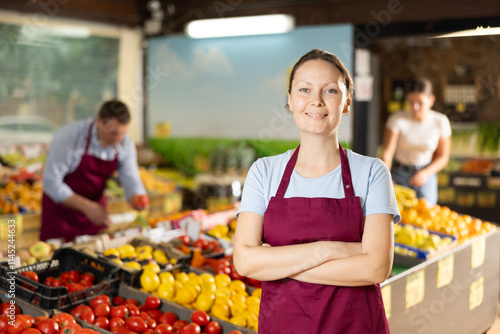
[437, 254, 454, 288]
[406, 270, 425, 309]
[471, 238, 486, 269]
[469, 276, 484, 310]
[381, 285, 391, 319]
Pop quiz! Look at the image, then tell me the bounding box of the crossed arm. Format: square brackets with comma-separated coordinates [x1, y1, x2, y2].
[233, 211, 394, 286]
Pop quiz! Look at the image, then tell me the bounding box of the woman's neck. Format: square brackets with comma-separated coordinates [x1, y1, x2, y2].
[294, 135, 341, 178]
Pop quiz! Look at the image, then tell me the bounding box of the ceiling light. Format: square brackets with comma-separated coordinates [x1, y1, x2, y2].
[432, 26, 500, 38]
[186, 14, 295, 39]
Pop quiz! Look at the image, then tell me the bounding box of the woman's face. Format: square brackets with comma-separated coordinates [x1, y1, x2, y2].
[288, 59, 350, 137]
[407, 92, 435, 121]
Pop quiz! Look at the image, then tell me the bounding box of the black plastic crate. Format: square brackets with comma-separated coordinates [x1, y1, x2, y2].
[0, 248, 121, 313]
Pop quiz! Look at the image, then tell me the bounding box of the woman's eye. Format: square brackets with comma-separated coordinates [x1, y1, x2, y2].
[325, 89, 337, 94]
[299, 88, 309, 93]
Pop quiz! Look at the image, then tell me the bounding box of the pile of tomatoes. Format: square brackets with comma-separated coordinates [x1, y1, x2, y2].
[202, 256, 261, 289]
[171, 236, 224, 256]
[20, 270, 96, 293]
[70, 294, 241, 334]
[0, 301, 99, 334]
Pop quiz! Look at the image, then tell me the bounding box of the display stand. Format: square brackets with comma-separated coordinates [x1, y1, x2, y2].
[382, 229, 499, 334]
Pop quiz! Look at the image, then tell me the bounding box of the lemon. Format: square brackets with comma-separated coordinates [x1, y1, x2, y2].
[142, 263, 161, 273]
[229, 314, 246, 327]
[214, 287, 231, 298]
[185, 282, 201, 295]
[231, 293, 247, 305]
[229, 219, 237, 231]
[195, 291, 215, 312]
[187, 272, 202, 283]
[157, 282, 175, 300]
[247, 302, 260, 315]
[140, 269, 160, 292]
[175, 286, 197, 304]
[136, 245, 153, 254]
[111, 258, 124, 265]
[159, 272, 175, 285]
[125, 261, 142, 270]
[103, 248, 120, 257]
[230, 301, 247, 316]
[214, 295, 233, 308]
[202, 281, 216, 293]
[118, 244, 135, 258]
[170, 258, 178, 265]
[175, 272, 190, 285]
[173, 280, 184, 293]
[229, 280, 246, 293]
[200, 273, 215, 284]
[211, 303, 230, 320]
[252, 288, 262, 298]
[214, 274, 231, 288]
[137, 252, 153, 261]
[246, 295, 260, 306]
[246, 311, 259, 330]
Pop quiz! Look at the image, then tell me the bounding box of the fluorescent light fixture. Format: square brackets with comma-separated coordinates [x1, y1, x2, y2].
[49, 27, 91, 38]
[432, 26, 500, 38]
[186, 14, 295, 38]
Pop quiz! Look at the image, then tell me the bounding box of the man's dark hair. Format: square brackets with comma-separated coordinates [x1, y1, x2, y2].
[406, 78, 433, 95]
[98, 100, 131, 124]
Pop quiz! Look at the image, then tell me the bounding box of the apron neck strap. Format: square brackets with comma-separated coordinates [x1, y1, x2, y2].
[276, 143, 355, 198]
[85, 122, 94, 153]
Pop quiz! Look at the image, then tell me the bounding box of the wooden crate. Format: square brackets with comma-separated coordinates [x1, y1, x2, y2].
[0, 213, 41, 251]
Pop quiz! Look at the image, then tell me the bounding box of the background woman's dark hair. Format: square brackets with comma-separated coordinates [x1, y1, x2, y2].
[98, 100, 131, 124]
[288, 49, 354, 95]
[406, 78, 433, 95]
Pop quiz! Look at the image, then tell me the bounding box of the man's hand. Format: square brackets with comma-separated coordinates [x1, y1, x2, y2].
[83, 201, 111, 226]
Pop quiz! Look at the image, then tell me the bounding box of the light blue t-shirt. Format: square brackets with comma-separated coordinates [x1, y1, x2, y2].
[238, 149, 401, 223]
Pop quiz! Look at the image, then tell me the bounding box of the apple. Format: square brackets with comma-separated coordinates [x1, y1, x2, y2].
[29, 241, 52, 260]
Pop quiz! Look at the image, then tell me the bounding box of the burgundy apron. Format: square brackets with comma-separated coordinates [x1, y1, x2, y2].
[259, 144, 389, 333]
[41, 122, 118, 242]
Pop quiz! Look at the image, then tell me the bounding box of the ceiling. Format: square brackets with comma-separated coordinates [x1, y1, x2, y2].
[1, 0, 499, 39]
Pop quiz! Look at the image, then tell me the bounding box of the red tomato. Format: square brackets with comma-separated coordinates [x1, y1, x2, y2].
[58, 323, 81, 334]
[215, 266, 231, 275]
[172, 320, 189, 333]
[146, 309, 162, 322]
[59, 272, 70, 283]
[74, 330, 100, 334]
[110, 326, 134, 334]
[42, 276, 55, 286]
[145, 318, 156, 329]
[0, 302, 21, 316]
[79, 272, 95, 284]
[66, 283, 85, 293]
[125, 304, 140, 317]
[36, 319, 60, 334]
[66, 270, 80, 283]
[109, 317, 125, 329]
[93, 317, 109, 330]
[80, 308, 95, 325]
[8, 315, 31, 334]
[78, 280, 92, 288]
[70, 305, 91, 319]
[51, 313, 76, 329]
[20, 329, 42, 334]
[180, 323, 200, 334]
[192, 239, 208, 250]
[153, 324, 173, 334]
[144, 296, 161, 310]
[51, 278, 63, 287]
[110, 306, 129, 320]
[23, 315, 34, 327]
[125, 316, 147, 333]
[143, 330, 155, 334]
[0, 314, 10, 332]
[112, 296, 125, 306]
[157, 312, 177, 325]
[93, 304, 110, 317]
[178, 235, 190, 246]
[228, 331, 243, 334]
[190, 311, 210, 327]
[139, 311, 151, 320]
[125, 299, 139, 306]
[89, 295, 110, 309]
[203, 321, 221, 334]
[21, 271, 39, 282]
[33, 316, 49, 327]
[206, 240, 219, 251]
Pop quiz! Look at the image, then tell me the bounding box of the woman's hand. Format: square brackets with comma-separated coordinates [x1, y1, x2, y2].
[409, 169, 430, 187]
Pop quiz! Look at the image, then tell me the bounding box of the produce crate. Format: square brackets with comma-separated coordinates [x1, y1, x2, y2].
[98, 236, 191, 286]
[394, 223, 458, 267]
[0, 248, 121, 312]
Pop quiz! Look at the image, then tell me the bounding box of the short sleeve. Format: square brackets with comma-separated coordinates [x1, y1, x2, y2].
[385, 113, 401, 134]
[364, 159, 401, 224]
[438, 114, 452, 138]
[237, 160, 267, 217]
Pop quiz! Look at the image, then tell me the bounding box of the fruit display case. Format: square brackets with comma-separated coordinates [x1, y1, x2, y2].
[0, 248, 121, 312]
[382, 228, 499, 334]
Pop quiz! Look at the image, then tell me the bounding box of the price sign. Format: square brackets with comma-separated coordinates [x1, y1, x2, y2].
[437, 254, 454, 288]
[469, 276, 484, 310]
[471, 238, 485, 269]
[381, 285, 391, 319]
[406, 270, 425, 309]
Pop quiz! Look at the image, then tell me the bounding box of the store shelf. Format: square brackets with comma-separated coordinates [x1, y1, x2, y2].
[382, 229, 499, 334]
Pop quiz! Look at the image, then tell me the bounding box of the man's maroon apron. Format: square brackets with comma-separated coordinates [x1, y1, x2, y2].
[259, 144, 389, 333]
[41, 122, 118, 241]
